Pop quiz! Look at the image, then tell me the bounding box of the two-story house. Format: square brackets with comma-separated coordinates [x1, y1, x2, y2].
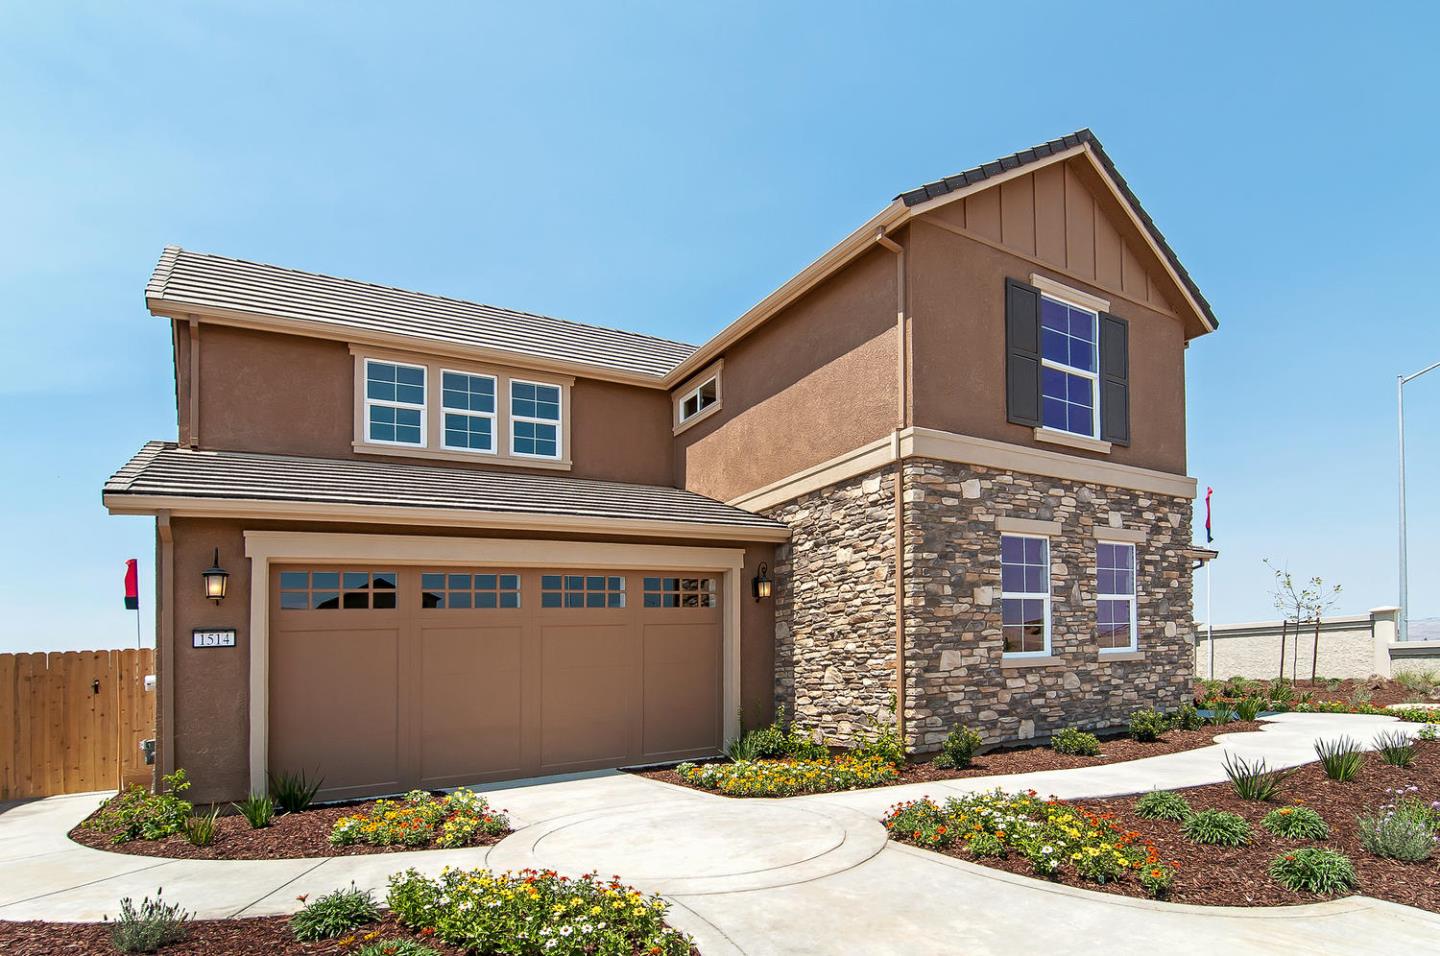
[105, 130, 1219, 803]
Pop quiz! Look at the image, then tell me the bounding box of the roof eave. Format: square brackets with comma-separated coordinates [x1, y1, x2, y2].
[102, 492, 791, 543]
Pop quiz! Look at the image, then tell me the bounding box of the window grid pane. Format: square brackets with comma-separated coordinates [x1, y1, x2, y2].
[420, 569, 522, 610]
[642, 576, 718, 608]
[365, 360, 426, 446]
[278, 570, 398, 610]
[1096, 543, 1137, 650]
[1039, 296, 1098, 438]
[541, 574, 626, 609]
[1000, 534, 1049, 655]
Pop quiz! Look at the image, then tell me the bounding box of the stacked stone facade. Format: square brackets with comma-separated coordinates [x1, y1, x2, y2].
[767, 457, 1195, 751]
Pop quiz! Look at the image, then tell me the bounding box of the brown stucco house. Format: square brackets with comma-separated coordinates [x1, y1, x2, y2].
[105, 130, 1219, 803]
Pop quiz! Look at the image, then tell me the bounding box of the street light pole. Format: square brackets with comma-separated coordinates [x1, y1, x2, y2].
[1398, 359, 1440, 643]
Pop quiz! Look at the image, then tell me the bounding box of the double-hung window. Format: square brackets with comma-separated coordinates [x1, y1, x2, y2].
[510, 379, 562, 459]
[441, 370, 497, 453]
[364, 359, 426, 446]
[1040, 295, 1100, 438]
[1096, 543, 1138, 652]
[1000, 534, 1050, 656]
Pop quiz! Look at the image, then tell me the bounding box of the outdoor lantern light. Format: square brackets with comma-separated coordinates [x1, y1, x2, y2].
[201, 548, 229, 604]
[752, 562, 772, 602]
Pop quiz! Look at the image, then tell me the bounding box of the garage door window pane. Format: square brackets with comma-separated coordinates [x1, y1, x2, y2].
[278, 570, 398, 611]
[643, 576, 718, 608]
[542, 574, 626, 609]
[420, 570, 521, 610]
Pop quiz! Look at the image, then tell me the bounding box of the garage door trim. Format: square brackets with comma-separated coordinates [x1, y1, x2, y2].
[244, 531, 746, 796]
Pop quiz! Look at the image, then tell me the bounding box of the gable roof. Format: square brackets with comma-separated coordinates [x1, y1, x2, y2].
[146, 246, 697, 379]
[893, 129, 1218, 333]
[104, 441, 788, 539]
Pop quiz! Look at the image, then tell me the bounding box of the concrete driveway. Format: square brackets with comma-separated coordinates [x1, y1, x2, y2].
[2, 713, 1437, 955]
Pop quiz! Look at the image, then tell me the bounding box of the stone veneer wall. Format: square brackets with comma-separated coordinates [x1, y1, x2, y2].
[903, 458, 1195, 750]
[764, 467, 897, 746]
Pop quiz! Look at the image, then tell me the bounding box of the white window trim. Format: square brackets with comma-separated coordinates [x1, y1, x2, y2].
[363, 358, 428, 448]
[439, 368, 498, 455]
[1097, 542, 1139, 654]
[509, 377, 564, 461]
[1000, 532, 1052, 658]
[1038, 292, 1102, 441]
[672, 359, 724, 435]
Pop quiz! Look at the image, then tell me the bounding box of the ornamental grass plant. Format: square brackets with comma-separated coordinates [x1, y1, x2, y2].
[1315, 736, 1364, 782]
[1222, 753, 1295, 801]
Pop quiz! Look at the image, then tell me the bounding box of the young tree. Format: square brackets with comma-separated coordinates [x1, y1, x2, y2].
[1264, 560, 1343, 681]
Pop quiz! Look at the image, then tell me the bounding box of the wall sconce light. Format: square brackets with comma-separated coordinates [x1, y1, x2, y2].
[201, 548, 229, 604]
[752, 561, 772, 602]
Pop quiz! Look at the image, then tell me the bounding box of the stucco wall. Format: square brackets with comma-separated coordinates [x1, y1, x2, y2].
[1194, 618, 1378, 682]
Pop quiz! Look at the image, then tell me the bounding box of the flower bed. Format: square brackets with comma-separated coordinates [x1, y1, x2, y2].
[387, 867, 694, 955]
[884, 738, 1440, 912]
[330, 789, 508, 848]
[674, 754, 899, 796]
[71, 787, 512, 860]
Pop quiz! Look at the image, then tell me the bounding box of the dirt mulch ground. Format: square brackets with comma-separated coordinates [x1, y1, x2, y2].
[1198, 676, 1440, 710]
[637, 722, 1264, 795]
[0, 914, 467, 956]
[895, 740, 1440, 912]
[68, 798, 510, 860]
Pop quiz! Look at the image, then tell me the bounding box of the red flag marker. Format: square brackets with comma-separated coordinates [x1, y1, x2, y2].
[124, 559, 139, 610]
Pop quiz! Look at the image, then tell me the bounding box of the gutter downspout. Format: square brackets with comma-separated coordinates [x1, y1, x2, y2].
[875, 228, 908, 747]
[156, 510, 175, 786]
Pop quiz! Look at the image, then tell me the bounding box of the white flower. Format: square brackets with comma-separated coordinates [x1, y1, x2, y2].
[559, 926, 573, 937]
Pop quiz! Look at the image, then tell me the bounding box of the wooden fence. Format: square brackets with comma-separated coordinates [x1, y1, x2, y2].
[0, 649, 155, 800]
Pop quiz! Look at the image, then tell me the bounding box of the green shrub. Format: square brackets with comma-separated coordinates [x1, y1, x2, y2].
[1268, 677, 1295, 705]
[1050, 727, 1101, 756]
[355, 941, 438, 956]
[1420, 724, 1439, 742]
[1222, 676, 1256, 698]
[1139, 861, 1177, 899]
[1262, 806, 1329, 840]
[1395, 667, 1439, 694]
[387, 868, 691, 955]
[1182, 809, 1251, 846]
[1357, 792, 1438, 861]
[850, 694, 907, 767]
[269, 768, 324, 814]
[1223, 753, 1295, 801]
[183, 808, 219, 847]
[1170, 704, 1205, 731]
[1206, 699, 1236, 724]
[1374, 730, 1416, 767]
[1127, 709, 1169, 742]
[290, 885, 381, 942]
[330, 788, 508, 848]
[109, 890, 189, 953]
[1235, 697, 1265, 721]
[677, 754, 897, 797]
[725, 705, 828, 762]
[233, 793, 274, 829]
[932, 725, 983, 769]
[1268, 848, 1357, 895]
[1134, 789, 1192, 822]
[1315, 736, 1364, 781]
[83, 770, 192, 844]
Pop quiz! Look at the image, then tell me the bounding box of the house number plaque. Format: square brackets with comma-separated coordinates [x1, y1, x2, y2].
[192, 628, 237, 648]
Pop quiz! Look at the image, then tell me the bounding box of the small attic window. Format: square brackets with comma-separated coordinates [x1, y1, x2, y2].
[674, 361, 723, 433]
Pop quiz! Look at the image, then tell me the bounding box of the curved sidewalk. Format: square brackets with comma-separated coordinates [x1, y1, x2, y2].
[1, 712, 1436, 955]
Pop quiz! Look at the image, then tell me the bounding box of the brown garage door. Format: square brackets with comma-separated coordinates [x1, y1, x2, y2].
[269, 567, 721, 801]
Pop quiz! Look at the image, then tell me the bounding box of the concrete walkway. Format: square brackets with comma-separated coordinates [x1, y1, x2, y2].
[2, 712, 1437, 955]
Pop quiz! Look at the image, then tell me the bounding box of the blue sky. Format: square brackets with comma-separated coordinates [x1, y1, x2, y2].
[1, 2, 1437, 653]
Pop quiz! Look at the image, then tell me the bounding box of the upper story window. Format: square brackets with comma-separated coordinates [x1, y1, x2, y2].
[364, 359, 426, 446]
[441, 370, 496, 453]
[1040, 295, 1099, 438]
[679, 377, 718, 422]
[1096, 543, 1138, 652]
[1000, 534, 1050, 656]
[510, 380, 562, 459]
[672, 360, 724, 434]
[352, 348, 572, 468]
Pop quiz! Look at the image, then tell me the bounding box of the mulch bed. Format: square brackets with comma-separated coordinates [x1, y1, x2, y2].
[637, 721, 1265, 794]
[68, 798, 509, 860]
[1198, 676, 1440, 710]
[894, 740, 1440, 912]
[0, 915, 467, 956]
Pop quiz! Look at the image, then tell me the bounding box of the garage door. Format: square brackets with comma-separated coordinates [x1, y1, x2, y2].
[268, 566, 722, 801]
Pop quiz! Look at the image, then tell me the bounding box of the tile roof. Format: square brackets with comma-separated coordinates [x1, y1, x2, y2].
[145, 247, 697, 378]
[105, 442, 786, 533]
[894, 128, 1218, 331]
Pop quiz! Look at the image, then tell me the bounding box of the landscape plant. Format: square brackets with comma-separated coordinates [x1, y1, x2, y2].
[1169, 704, 1205, 731]
[1261, 806, 1329, 840]
[677, 754, 897, 797]
[1267, 848, 1356, 895]
[108, 890, 189, 953]
[724, 705, 828, 762]
[269, 768, 324, 814]
[1222, 753, 1294, 801]
[1356, 787, 1439, 862]
[1127, 709, 1169, 742]
[83, 769, 192, 844]
[849, 694, 907, 766]
[1315, 736, 1364, 781]
[386, 867, 692, 955]
[1263, 560, 1342, 682]
[1374, 729, 1417, 767]
[1206, 698, 1236, 725]
[1181, 809, 1251, 846]
[1234, 697, 1265, 721]
[182, 807, 219, 847]
[330, 788, 508, 848]
[1050, 727, 1101, 756]
[354, 940, 438, 956]
[932, 725, 984, 769]
[1134, 789, 1192, 822]
[289, 885, 381, 942]
[233, 793, 275, 829]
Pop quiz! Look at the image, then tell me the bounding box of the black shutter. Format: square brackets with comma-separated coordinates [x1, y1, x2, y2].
[1099, 312, 1130, 445]
[1005, 278, 1042, 426]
